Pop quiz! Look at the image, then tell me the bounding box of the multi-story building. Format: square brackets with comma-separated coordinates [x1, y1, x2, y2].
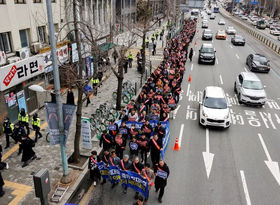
[0, 0, 68, 123]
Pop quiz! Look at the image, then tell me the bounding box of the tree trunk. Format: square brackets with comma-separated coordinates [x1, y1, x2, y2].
[141, 32, 146, 74]
[116, 58, 124, 110]
[73, 0, 84, 163]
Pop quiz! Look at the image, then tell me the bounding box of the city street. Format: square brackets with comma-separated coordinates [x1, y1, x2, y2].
[76, 12, 280, 205]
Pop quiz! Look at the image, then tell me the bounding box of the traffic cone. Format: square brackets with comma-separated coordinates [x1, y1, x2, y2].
[173, 138, 180, 151]
[188, 74, 192, 82]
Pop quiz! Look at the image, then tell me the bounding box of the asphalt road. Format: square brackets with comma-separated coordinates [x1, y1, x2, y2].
[75, 13, 280, 205]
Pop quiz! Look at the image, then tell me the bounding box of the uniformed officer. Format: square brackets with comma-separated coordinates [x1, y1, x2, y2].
[127, 52, 133, 68]
[18, 108, 29, 135]
[145, 37, 149, 48]
[91, 76, 100, 95]
[151, 34, 156, 44]
[2, 117, 14, 149]
[155, 31, 159, 40]
[32, 113, 42, 143]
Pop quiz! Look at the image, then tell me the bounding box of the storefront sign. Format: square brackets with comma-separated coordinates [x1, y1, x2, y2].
[81, 117, 92, 150]
[72, 43, 79, 63]
[0, 55, 44, 91]
[7, 92, 16, 107]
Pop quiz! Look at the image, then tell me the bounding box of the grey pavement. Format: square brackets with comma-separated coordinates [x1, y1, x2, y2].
[75, 13, 280, 205]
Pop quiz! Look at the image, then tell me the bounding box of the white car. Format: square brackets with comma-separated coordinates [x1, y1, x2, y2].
[241, 16, 248, 20]
[234, 72, 267, 106]
[226, 26, 236, 34]
[270, 27, 280, 35]
[218, 19, 226, 25]
[199, 86, 231, 128]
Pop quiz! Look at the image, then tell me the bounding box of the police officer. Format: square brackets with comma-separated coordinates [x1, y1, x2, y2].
[127, 52, 133, 68]
[91, 76, 100, 95]
[12, 123, 26, 155]
[145, 37, 149, 48]
[155, 31, 159, 40]
[32, 113, 42, 143]
[155, 160, 170, 203]
[151, 34, 156, 44]
[18, 108, 29, 135]
[2, 117, 14, 149]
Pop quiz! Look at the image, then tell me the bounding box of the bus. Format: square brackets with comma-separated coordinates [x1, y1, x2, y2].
[214, 6, 219, 13]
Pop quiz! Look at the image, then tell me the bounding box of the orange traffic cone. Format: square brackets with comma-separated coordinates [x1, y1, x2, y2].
[188, 74, 192, 82]
[173, 138, 180, 151]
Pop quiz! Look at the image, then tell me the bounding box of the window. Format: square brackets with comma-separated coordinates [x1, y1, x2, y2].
[14, 0, 25, 3]
[0, 32, 12, 53]
[33, 0, 41, 3]
[19, 29, 29, 48]
[0, 0, 6, 4]
[37, 26, 46, 43]
[52, 0, 56, 2]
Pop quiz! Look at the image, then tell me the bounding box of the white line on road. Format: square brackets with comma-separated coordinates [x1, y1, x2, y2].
[186, 84, 190, 97]
[191, 63, 194, 71]
[178, 124, 184, 147]
[193, 51, 196, 57]
[244, 67, 248, 72]
[203, 128, 214, 179]
[236, 54, 240, 59]
[230, 45, 233, 48]
[258, 133, 272, 161]
[240, 170, 252, 205]
[206, 128, 210, 153]
[173, 105, 181, 119]
[219, 74, 223, 85]
[216, 57, 219, 65]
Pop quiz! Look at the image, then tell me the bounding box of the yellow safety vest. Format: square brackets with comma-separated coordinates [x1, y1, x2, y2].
[91, 78, 100, 84]
[128, 54, 133, 60]
[32, 118, 40, 127]
[151, 35, 156, 40]
[18, 113, 29, 123]
[155, 32, 159, 35]
[2, 123, 14, 131]
[145, 39, 149, 43]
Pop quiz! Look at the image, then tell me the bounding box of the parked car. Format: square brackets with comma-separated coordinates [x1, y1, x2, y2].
[246, 54, 270, 73]
[270, 27, 280, 35]
[226, 26, 236, 35]
[218, 19, 226, 25]
[198, 43, 216, 65]
[202, 29, 213, 40]
[231, 35, 245, 46]
[199, 86, 231, 128]
[234, 72, 267, 106]
[241, 16, 248, 20]
[216, 30, 227, 40]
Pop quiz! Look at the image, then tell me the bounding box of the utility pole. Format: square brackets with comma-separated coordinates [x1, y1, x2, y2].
[45, 0, 71, 184]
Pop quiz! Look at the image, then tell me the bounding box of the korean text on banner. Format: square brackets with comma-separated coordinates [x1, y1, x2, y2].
[81, 117, 92, 150]
[45, 103, 76, 145]
[0, 55, 44, 91]
[17, 90, 28, 112]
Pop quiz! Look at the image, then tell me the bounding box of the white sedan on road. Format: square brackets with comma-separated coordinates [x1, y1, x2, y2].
[270, 27, 280, 36]
[199, 86, 231, 128]
[218, 19, 226, 25]
[226, 26, 236, 35]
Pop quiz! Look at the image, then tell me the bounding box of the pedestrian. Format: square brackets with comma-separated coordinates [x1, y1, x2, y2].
[112, 49, 118, 64]
[66, 88, 75, 105]
[100, 150, 110, 185]
[20, 134, 37, 167]
[88, 150, 101, 186]
[129, 137, 139, 160]
[137, 134, 149, 164]
[119, 121, 129, 141]
[154, 160, 170, 203]
[50, 90, 56, 103]
[141, 163, 155, 203]
[99, 130, 113, 150]
[149, 134, 162, 167]
[12, 123, 26, 155]
[32, 113, 42, 143]
[0, 145, 8, 170]
[115, 133, 126, 159]
[97, 70, 103, 82]
[160, 31, 164, 40]
[2, 117, 14, 149]
[189, 48, 193, 62]
[108, 150, 120, 189]
[84, 84, 92, 107]
[91, 76, 100, 95]
[133, 195, 144, 205]
[124, 58, 129, 74]
[0, 172, 5, 197]
[154, 122, 166, 143]
[152, 43, 156, 56]
[128, 52, 133, 68]
[130, 156, 144, 199]
[18, 108, 29, 135]
[145, 37, 149, 48]
[119, 109, 128, 123]
[120, 155, 132, 194]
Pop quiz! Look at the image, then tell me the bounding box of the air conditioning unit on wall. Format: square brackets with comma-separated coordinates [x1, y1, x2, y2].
[0, 51, 7, 66]
[31, 42, 41, 54]
[16, 47, 30, 60]
[7, 56, 21, 64]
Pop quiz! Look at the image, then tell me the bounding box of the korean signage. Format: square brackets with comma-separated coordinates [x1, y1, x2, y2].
[17, 90, 27, 112]
[71, 43, 79, 63]
[0, 55, 44, 91]
[81, 117, 92, 150]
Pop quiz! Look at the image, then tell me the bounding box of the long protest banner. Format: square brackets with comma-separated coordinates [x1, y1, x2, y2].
[97, 162, 149, 198]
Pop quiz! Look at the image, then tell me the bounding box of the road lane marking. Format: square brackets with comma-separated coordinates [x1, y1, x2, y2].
[216, 57, 219, 65]
[186, 84, 190, 97]
[178, 124, 184, 147]
[206, 128, 210, 153]
[219, 74, 223, 85]
[80, 182, 95, 205]
[230, 45, 233, 48]
[236, 54, 240, 59]
[173, 105, 181, 119]
[258, 133, 272, 161]
[240, 170, 252, 205]
[193, 51, 196, 57]
[203, 128, 214, 179]
[244, 67, 248, 72]
[191, 63, 194, 71]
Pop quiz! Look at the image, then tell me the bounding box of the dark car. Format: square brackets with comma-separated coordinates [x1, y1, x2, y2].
[246, 54, 270, 73]
[202, 29, 213, 40]
[198, 43, 216, 65]
[231, 35, 245, 46]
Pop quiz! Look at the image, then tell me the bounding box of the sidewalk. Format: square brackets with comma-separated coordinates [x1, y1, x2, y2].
[0, 21, 167, 205]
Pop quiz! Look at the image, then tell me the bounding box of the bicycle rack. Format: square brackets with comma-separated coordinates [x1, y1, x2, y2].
[51, 184, 69, 203]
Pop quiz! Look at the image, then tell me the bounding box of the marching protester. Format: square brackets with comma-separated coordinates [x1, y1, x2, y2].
[32, 113, 42, 143]
[18, 108, 29, 135]
[115, 133, 126, 159]
[100, 150, 110, 185]
[155, 160, 170, 203]
[20, 134, 37, 167]
[109, 151, 120, 189]
[129, 137, 139, 160]
[99, 130, 113, 150]
[131, 156, 144, 199]
[137, 134, 150, 164]
[120, 155, 132, 194]
[2, 117, 14, 149]
[88, 150, 101, 186]
[133, 195, 144, 205]
[141, 163, 155, 203]
[119, 109, 128, 123]
[149, 134, 162, 167]
[154, 122, 166, 143]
